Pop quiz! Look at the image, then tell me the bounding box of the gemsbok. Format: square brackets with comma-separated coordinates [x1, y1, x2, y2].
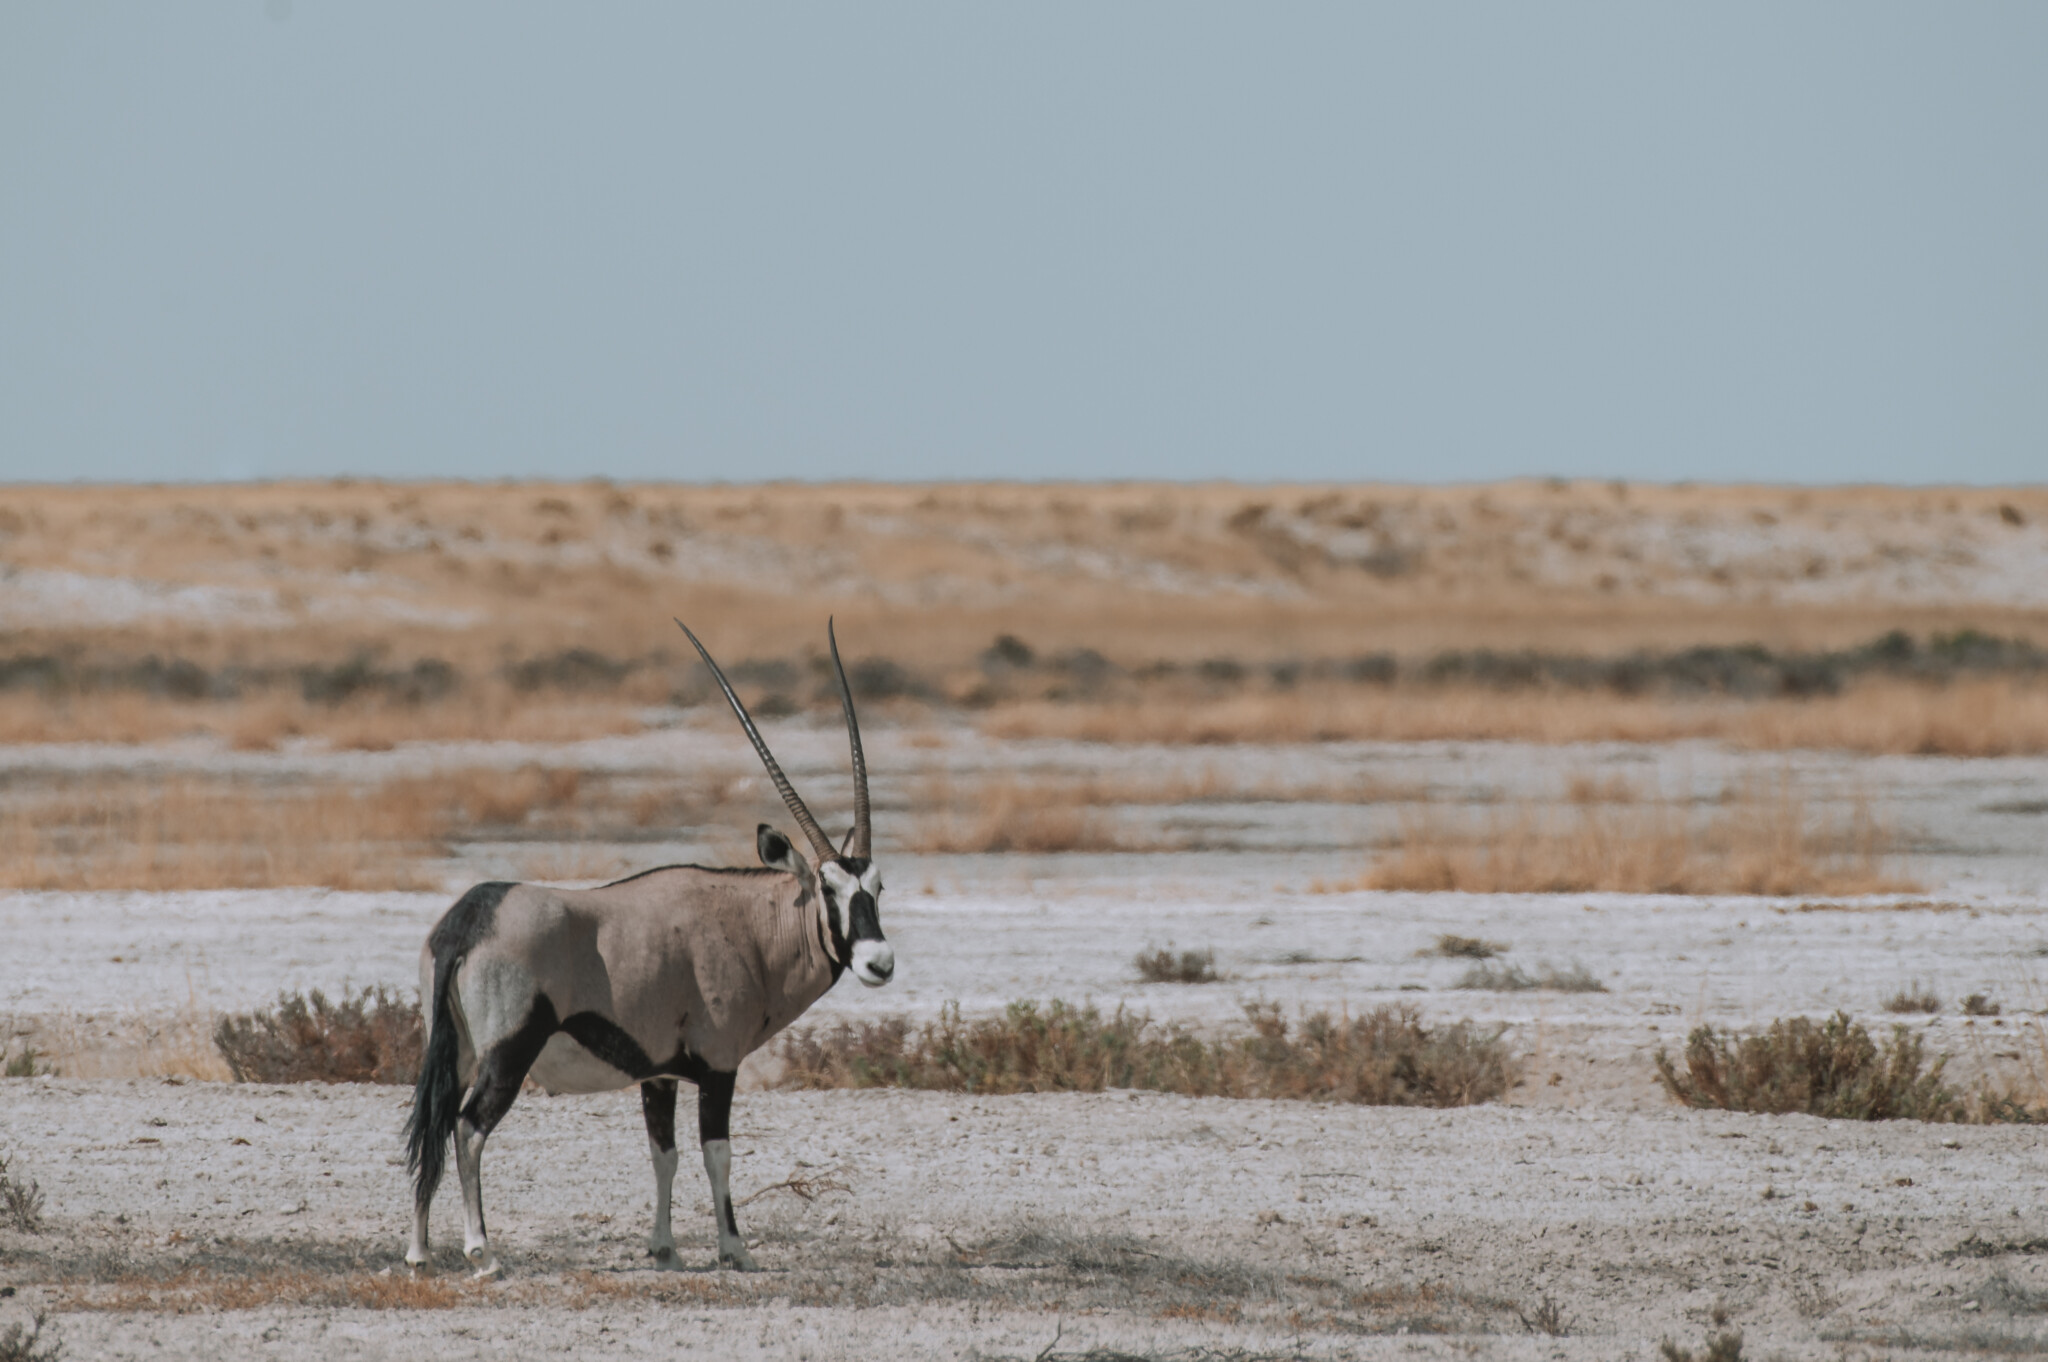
[404, 620, 893, 1276]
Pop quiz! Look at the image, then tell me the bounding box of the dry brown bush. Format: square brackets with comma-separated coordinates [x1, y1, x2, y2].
[212, 987, 423, 1085]
[0, 1150, 46, 1232]
[777, 999, 1514, 1106]
[1655, 1012, 1965, 1121]
[1134, 948, 1219, 983]
[1362, 778, 1910, 896]
[1432, 934, 1507, 959]
[1883, 983, 1942, 1015]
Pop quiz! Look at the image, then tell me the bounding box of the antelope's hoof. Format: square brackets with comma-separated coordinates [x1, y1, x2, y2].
[718, 1243, 760, 1272]
[405, 1258, 436, 1279]
[465, 1248, 502, 1280]
[648, 1244, 682, 1271]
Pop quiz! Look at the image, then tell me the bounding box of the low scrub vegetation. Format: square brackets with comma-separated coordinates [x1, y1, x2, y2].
[0, 1308, 60, 1362]
[3, 1044, 54, 1078]
[1660, 1328, 1745, 1362]
[1655, 1012, 1967, 1121]
[776, 999, 1515, 1107]
[1456, 961, 1607, 993]
[1134, 948, 1219, 983]
[1883, 983, 1942, 1015]
[213, 987, 423, 1085]
[1432, 934, 1506, 959]
[0, 1150, 46, 1232]
[1367, 776, 1909, 896]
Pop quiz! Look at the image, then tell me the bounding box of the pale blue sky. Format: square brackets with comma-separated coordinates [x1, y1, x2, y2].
[2, 4, 2043, 484]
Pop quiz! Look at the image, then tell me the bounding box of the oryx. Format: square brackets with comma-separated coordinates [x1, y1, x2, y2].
[403, 620, 892, 1276]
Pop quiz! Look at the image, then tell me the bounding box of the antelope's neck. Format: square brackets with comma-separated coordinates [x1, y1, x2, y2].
[753, 874, 839, 1040]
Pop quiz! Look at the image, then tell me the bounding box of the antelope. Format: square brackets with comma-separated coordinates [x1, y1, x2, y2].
[403, 620, 892, 1277]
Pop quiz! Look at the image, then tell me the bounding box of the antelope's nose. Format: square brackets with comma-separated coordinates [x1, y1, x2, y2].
[853, 939, 895, 986]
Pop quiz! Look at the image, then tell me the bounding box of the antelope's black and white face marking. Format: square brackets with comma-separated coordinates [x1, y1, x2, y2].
[818, 858, 892, 987]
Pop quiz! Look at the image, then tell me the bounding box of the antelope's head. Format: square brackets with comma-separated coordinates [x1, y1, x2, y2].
[679, 618, 894, 988]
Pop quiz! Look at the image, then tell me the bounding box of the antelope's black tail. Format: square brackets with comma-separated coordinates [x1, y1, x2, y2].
[404, 881, 513, 1212]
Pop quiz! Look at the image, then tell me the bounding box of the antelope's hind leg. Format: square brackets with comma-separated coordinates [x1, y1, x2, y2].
[454, 1003, 557, 1278]
[640, 1079, 682, 1268]
[698, 1069, 757, 1271]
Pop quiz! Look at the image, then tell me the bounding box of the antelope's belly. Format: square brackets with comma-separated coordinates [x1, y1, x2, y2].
[528, 1032, 637, 1095]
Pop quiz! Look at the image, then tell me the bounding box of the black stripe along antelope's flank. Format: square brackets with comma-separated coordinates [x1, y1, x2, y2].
[403, 620, 893, 1277]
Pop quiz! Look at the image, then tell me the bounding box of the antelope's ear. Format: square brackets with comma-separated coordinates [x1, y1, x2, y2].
[758, 824, 804, 874]
[839, 826, 856, 855]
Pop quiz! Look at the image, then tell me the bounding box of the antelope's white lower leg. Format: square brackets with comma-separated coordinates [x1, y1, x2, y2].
[648, 1139, 680, 1266]
[405, 1200, 434, 1275]
[454, 1117, 500, 1278]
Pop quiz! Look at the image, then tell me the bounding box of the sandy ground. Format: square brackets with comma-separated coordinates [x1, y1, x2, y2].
[6, 1080, 2048, 1359]
[4, 735, 2048, 1357]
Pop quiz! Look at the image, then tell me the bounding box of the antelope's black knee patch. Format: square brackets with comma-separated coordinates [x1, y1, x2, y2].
[640, 1080, 678, 1152]
[697, 1069, 737, 1144]
[461, 994, 558, 1137]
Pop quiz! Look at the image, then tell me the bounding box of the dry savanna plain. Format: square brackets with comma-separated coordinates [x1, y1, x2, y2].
[3, 480, 2048, 1361]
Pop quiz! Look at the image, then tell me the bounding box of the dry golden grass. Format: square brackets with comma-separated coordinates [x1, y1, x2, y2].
[909, 775, 1129, 854]
[0, 778, 443, 891]
[905, 765, 1407, 853]
[0, 687, 643, 750]
[0, 765, 600, 891]
[1357, 777, 1911, 896]
[982, 677, 2048, 756]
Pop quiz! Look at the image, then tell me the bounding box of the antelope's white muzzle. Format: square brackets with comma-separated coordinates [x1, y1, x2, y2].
[852, 939, 894, 987]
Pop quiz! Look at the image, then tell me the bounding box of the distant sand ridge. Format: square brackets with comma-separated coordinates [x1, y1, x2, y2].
[0, 481, 2042, 670]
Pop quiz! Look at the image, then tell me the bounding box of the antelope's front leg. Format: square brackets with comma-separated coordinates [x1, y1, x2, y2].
[698, 1070, 757, 1270]
[640, 1079, 682, 1268]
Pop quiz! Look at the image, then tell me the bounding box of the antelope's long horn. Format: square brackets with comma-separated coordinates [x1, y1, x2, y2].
[827, 618, 871, 859]
[676, 620, 835, 862]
